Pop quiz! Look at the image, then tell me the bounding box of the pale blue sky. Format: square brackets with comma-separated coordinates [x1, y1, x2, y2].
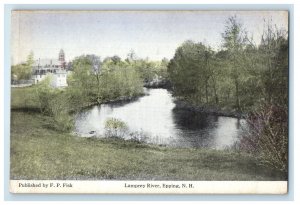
[11, 10, 288, 64]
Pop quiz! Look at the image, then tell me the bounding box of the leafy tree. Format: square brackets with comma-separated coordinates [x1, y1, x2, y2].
[68, 54, 143, 106]
[34, 75, 73, 131]
[238, 21, 288, 172]
[221, 16, 247, 112]
[157, 58, 169, 79]
[134, 59, 157, 83]
[126, 49, 138, 63]
[98, 63, 143, 101]
[111, 55, 122, 65]
[168, 40, 215, 104]
[67, 55, 96, 106]
[26, 51, 34, 67]
[11, 51, 35, 81]
[258, 21, 288, 107]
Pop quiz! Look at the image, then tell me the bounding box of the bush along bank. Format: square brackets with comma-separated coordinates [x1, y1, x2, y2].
[173, 99, 246, 118]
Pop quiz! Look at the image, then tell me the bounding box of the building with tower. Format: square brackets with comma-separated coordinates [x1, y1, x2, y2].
[31, 49, 68, 87]
[59, 49, 66, 69]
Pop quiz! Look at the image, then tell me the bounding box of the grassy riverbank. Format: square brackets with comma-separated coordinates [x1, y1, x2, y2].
[11, 86, 39, 111]
[10, 87, 286, 180]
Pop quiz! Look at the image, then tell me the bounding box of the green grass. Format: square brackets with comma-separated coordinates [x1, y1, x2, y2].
[10, 111, 286, 180]
[11, 86, 40, 111]
[10, 87, 286, 180]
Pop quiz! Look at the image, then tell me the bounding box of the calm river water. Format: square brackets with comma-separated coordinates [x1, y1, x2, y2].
[75, 88, 246, 149]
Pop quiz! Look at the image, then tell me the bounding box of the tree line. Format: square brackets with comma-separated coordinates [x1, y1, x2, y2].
[167, 16, 288, 172]
[11, 51, 34, 83]
[30, 51, 168, 132]
[168, 16, 288, 113]
[67, 51, 168, 107]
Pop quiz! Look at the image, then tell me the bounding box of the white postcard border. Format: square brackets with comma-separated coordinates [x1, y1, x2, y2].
[10, 180, 288, 194]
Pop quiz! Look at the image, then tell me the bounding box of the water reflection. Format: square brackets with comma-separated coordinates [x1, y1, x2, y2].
[75, 88, 246, 149]
[172, 109, 217, 130]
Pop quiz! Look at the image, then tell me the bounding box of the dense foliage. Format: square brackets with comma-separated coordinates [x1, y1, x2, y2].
[34, 76, 73, 131]
[168, 17, 288, 113]
[33, 53, 168, 131]
[167, 16, 288, 172]
[11, 52, 34, 82]
[67, 55, 144, 106]
[66, 53, 169, 107]
[104, 118, 129, 138]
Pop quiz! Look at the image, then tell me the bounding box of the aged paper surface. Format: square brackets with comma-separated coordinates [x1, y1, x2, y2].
[10, 10, 289, 194]
[10, 180, 287, 194]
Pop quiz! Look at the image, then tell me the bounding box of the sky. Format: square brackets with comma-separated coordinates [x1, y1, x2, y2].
[11, 10, 288, 64]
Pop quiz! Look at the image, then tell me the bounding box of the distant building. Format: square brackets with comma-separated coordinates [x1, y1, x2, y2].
[32, 49, 68, 88]
[58, 49, 66, 69]
[50, 69, 68, 87]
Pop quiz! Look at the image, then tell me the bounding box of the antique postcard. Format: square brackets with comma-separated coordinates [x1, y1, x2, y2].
[10, 10, 289, 194]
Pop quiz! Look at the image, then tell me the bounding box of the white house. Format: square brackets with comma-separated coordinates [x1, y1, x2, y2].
[31, 49, 68, 88]
[50, 69, 68, 88]
[32, 68, 68, 88]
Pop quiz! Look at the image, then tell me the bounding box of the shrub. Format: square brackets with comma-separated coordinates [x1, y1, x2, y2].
[104, 118, 128, 139]
[48, 92, 74, 132]
[128, 131, 149, 143]
[239, 104, 288, 172]
[34, 75, 55, 114]
[34, 76, 73, 131]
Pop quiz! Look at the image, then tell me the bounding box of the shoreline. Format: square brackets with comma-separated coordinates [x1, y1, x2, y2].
[10, 111, 287, 181]
[76, 87, 246, 119]
[10, 87, 287, 180]
[138, 85, 247, 119]
[173, 99, 246, 119]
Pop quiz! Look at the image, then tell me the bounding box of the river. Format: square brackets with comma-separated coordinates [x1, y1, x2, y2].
[74, 88, 247, 149]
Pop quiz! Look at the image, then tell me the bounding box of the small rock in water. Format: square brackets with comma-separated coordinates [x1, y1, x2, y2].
[89, 131, 96, 134]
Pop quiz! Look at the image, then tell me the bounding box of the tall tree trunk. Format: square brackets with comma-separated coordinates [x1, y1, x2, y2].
[211, 76, 219, 105]
[205, 80, 209, 104]
[235, 78, 241, 112]
[213, 83, 219, 105]
[96, 74, 101, 104]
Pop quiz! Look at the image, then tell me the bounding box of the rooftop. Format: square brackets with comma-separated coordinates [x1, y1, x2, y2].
[33, 58, 61, 67]
[33, 68, 67, 75]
